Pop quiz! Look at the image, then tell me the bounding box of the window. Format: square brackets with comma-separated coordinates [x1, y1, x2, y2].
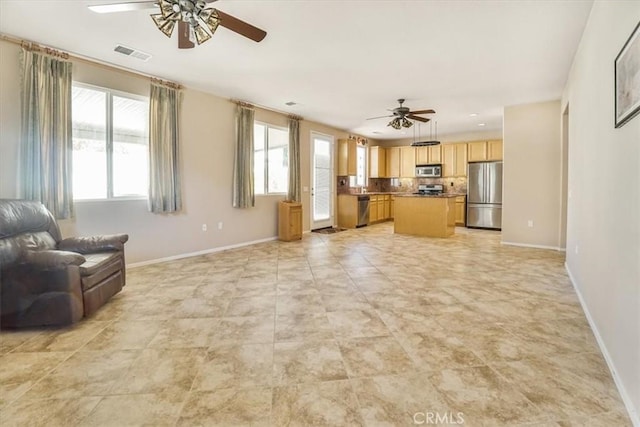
[71, 84, 149, 200]
[350, 144, 367, 187]
[254, 122, 289, 195]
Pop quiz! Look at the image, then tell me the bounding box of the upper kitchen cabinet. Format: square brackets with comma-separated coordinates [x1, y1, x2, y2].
[369, 146, 387, 178]
[387, 146, 400, 177]
[442, 143, 468, 177]
[400, 146, 416, 177]
[338, 139, 357, 176]
[467, 140, 503, 162]
[416, 145, 442, 165]
[487, 140, 503, 161]
[467, 141, 487, 162]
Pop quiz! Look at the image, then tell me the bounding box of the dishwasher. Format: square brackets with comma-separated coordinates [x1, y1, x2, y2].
[356, 195, 370, 227]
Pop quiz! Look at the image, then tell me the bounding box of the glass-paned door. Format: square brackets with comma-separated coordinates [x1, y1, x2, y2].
[311, 133, 334, 229]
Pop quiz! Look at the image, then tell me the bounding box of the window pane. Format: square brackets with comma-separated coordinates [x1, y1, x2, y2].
[72, 86, 107, 199]
[267, 127, 288, 194]
[356, 145, 366, 186]
[254, 123, 266, 195]
[113, 95, 149, 197]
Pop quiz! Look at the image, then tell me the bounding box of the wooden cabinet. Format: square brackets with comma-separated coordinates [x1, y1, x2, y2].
[279, 201, 302, 241]
[369, 146, 387, 178]
[467, 141, 487, 162]
[390, 196, 395, 219]
[442, 143, 468, 177]
[369, 195, 379, 222]
[386, 147, 400, 178]
[416, 145, 441, 165]
[467, 140, 503, 162]
[383, 195, 391, 219]
[338, 139, 357, 176]
[400, 146, 416, 177]
[487, 140, 503, 161]
[455, 196, 466, 226]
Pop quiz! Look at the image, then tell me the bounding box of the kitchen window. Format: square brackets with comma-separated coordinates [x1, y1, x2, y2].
[71, 83, 149, 200]
[350, 144, 367, 187]
[254, 122, 289, 195]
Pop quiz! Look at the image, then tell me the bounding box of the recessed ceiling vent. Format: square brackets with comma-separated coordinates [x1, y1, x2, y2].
[114, 45, 152, 62]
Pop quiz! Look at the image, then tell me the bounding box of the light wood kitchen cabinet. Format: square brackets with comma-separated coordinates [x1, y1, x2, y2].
[377, 197, 385, 219]
[455, 196, 466, 226]
[442, 143, 468, 177]
[383, 195, 391, 218]
[386, 147, 400, 177]
[467, 141, 487, 162]
[400, 146, 416, 177]
[467, 140, 503, 162]
[369, 146, 387, 178]
[279, 201, 302, 241]
[390, 196, 395, 219]
[416, 145, 442, 165]
[338, 139, 357, 176]
[369, 195, 379, 222]
[487, 140, 503, 161]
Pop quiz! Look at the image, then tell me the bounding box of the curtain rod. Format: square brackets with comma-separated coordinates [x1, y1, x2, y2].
[0, 33, 181, 89]
[230, 98, 305, 121]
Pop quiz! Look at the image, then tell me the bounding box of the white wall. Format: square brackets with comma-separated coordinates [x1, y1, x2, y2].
[0, 40, 358, 264]
[502, 100, 562, 249]
[562, 1, 640, 422]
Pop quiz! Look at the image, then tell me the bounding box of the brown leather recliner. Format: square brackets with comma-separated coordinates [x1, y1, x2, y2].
[0, 199, 129, 328]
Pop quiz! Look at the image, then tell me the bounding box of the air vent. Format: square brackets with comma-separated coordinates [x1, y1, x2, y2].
[285, 101, 297, 106]
[114, 45, 152, 62]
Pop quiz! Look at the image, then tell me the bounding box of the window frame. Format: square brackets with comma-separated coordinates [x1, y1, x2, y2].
[71, 82, 150, 202]
[254, 121, 289, 196]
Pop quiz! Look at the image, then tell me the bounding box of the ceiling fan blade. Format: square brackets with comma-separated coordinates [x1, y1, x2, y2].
[215, 9, 267, 42]
[88, 1, 158, 13]
[408, 109, 435, 115]
[178, 20, 195, 49]
[407, 115, 430, 123]
[366, 115, 394, 120]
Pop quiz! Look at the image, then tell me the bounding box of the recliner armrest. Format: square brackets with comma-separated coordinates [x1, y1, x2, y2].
[23, 250, 86, 268]
[58, 234, 129, 254]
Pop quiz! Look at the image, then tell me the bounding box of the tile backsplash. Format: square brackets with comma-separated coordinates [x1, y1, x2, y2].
[338, 176, 468, 195]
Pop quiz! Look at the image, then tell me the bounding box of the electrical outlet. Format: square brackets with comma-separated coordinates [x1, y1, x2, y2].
[527, 220, 534, 228]
[218, 222, 223, 230]
[201, 224, 207, 232]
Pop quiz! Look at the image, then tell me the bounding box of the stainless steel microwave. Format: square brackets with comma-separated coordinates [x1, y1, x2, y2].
[415, 165, 442, 177]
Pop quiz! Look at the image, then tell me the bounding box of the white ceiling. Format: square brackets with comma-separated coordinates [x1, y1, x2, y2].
[0, 0, 593, 140]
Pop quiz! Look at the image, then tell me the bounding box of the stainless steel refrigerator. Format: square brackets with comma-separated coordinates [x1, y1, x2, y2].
[467, 161, 503, 229]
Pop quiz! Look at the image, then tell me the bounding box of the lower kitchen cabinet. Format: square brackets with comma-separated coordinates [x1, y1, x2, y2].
[279, 201, 302, 241]
[455, 196, 466, 226]
[369, 194, 392, 224]
[370, 196, 379, 222]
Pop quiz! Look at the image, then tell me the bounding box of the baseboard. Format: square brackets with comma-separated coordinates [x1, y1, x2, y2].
[501, 241, 563, 251]
[127, 236, 279, 269]
[565, 263, 640, 426]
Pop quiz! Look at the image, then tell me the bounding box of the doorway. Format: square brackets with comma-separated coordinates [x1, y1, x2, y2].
[311, 133, 334, 230]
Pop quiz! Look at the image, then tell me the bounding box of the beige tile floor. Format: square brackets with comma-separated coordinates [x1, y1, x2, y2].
[0, 223, 632, 426]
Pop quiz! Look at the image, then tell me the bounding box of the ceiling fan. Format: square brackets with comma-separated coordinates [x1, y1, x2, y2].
[88, 0, 267, 48]
[367, 99, 435, 130]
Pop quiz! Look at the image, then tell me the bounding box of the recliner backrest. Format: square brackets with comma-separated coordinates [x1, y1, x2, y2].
[0, 199, 62, 268]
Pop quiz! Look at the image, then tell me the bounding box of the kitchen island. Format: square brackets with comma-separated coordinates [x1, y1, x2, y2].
[394, 194, 457, 238]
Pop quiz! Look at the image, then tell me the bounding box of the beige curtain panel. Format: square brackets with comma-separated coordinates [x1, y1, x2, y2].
[148, 83, 182, 213]
[19, 49, 73, 219]
[287, 117, 301, 202]
[233, 104, 255, 208]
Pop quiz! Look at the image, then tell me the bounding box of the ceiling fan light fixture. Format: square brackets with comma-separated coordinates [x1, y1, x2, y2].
[388, 118, 401, 130]
[401, 118, 413, 128]
[151, 13, 177, 38]
[193, 24, 212, 45]
[159, 0, 175, 18]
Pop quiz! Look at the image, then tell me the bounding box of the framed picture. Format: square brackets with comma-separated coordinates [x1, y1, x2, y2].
[615, 21, 640, 128]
